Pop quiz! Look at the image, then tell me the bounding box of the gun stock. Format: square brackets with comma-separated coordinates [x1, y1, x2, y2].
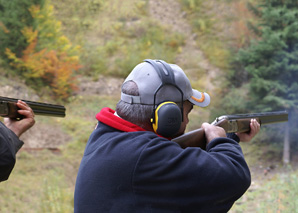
[0, 96, 66, 119]
[172, 111, 288, 149]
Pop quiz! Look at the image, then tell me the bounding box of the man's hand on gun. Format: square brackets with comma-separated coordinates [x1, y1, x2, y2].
[4, 100, 35, 137]
[236, 119, 260, 142]
[202, 123, 226, 144]
[202, 119, 260, 145]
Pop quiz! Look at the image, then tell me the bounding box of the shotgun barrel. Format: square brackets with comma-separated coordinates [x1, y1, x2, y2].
[211, 111, 288, 133]
[0, 96, 66, 118]
[172, 111, 288, 149]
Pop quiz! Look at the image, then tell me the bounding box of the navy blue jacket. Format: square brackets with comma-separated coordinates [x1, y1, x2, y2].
[0, 122, 23, 182]
[74, 108, 251, 212]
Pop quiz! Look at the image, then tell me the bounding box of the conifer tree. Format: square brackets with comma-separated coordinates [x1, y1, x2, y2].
[235, 0, 298, 163]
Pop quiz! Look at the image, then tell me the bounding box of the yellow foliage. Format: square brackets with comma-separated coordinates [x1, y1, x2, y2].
[21, 27, 38, 43]
[0, 21, 10, 33]
[28, 4, 40, 17]
[5, 48, 20, 63]
[5, 2, 82, 100]
[28, 2, 80, 56]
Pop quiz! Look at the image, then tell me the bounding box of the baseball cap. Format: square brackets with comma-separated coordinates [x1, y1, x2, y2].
[121, 60, 210, 107]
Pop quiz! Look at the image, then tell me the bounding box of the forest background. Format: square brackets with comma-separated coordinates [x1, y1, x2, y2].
[0, 0, 298, 212]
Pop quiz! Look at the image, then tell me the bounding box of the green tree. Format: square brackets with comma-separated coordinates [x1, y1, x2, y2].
[233, 0, 298, 163]
[0, 0, 44, 58]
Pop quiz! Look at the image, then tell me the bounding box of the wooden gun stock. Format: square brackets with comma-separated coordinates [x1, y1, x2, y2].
[172, 119, 234, 149]
[0, 96, 66, 119]
[172, 111, 288, 149]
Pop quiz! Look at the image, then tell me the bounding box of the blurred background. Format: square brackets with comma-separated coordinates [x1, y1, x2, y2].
[0, 0, 297, 212]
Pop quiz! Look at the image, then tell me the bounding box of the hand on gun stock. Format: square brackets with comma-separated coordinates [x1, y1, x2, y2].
[201, 122, 227, 145]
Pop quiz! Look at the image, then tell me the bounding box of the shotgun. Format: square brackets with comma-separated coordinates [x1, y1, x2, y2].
[0, 96, 66, 119]
[172, 111, 288, 149]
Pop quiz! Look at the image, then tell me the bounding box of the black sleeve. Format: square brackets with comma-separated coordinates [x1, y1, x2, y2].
[227, 132, 240, 143]
[0, 122, 24, 182]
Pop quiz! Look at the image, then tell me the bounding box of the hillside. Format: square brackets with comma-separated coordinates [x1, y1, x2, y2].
[1, 0, 297, 212]
[1, 0, 254, 150]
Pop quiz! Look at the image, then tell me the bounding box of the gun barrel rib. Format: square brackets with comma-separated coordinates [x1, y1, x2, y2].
[0, 96, 66, 118]
[219, 111, 288, 125]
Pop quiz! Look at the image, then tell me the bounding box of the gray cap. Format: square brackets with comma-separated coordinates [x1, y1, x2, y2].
[121, 61, 210, 107]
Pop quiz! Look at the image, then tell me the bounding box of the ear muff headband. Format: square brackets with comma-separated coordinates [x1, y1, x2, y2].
[144, 59, 174, 84]
[144, 59, 184, 122]
[144, 59, 184, 138]
[156, 60, 184, 120]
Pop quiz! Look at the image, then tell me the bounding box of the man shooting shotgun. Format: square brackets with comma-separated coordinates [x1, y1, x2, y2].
[0, 97, 65, 182]
[74, 59, 261, 212]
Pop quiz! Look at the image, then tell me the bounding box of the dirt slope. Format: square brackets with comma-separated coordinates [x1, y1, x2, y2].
[148, 0, 221, 95]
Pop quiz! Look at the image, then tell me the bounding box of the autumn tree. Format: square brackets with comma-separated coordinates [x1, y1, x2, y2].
[4, 1, 81, 100]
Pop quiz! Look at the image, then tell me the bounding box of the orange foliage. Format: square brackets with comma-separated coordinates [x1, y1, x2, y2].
[40, 50, 80, 100]
[5, 26, 81, 100]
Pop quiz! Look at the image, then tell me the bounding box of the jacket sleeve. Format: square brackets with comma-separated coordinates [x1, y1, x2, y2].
[227, 132, 240, 142]
[0, 122, 24, 182]
[133, 136, 250, 211]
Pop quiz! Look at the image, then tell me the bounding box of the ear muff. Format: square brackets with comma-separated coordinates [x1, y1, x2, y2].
[144, 59, 184, 138]
[151, 101, 182, 138]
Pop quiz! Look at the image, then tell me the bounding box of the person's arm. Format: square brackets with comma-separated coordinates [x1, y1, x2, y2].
[133, 122, 260, 211]
[0, 122, 23, 181]
[0, 100, 35, 182]
[134, 134, 251, 212]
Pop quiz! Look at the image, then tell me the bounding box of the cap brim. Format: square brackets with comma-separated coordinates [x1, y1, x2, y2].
[188, 89, 210, 107]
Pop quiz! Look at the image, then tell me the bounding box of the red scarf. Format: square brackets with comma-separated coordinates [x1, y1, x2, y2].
[96, 107, 146, 132]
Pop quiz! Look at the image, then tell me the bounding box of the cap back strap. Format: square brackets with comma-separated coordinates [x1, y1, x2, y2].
[121, 92, 141, 104]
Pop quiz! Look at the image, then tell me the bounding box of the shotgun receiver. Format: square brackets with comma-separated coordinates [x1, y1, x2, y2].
[0, 96, 66, 119]
[172, 111, 288, 149]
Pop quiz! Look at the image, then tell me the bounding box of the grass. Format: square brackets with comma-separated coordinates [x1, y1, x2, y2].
[179, 0, 232, 70]
[50, 0, 185, 79]
[229, 125, 298, 212]
[231, 168, 298, 212]
[0, 150, 75, 213]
